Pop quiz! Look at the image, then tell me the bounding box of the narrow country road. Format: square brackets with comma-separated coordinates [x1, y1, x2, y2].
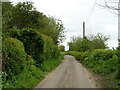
[35, 55, 97, 88]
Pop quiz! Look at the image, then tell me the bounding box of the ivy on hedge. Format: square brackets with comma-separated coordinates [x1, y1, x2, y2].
[2, 36, 26, 79]
[8, 29, 44, 66]
[39, 33, 60, 60]
[8, 28, 60, 66]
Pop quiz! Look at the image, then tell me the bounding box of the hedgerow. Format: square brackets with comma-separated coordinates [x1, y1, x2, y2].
[2, 36, 26, 80]
[2, 56, 62, 88]
[62, 51, 89, 62]
[78, 49, 118, 75]
[116, 46, 120, 80]
[8, 28, 60, 62]
[65, 49, 119, 88]
[2, 29, 61, 88]
[8, 29, 44, 66]
[38, 33, 60, 60]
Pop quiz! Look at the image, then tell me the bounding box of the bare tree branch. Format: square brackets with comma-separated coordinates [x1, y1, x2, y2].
[96, 0, 120, 15]
[104, 0, 119, 10]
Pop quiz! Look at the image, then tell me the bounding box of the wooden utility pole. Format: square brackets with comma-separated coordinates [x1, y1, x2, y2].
[83, 22, 85, 38]
[118, 0, 120, 46]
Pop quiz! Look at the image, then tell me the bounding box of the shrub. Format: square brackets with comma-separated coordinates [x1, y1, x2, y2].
[39, 33, 60, 60]
[91, 55, 118, 74]
[7, 28, 21, 38]
[2, 36, 26, 79]
[64, 49, 119, 88]
[82, 49, 118, 75]
[63, 51, 89, 62]
[91, 49, 115, 61]
[59, 45, 65, 52]
[116, 46, 120, 79]
[8, 28, 60, 65]
[8, 29, 44, 66]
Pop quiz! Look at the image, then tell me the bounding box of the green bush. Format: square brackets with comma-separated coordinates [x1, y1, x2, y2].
[65, 50, 118, 75]
[20, 29, 44, 65]
[90, 55, 118, 74]
[82, 49, 118, 75]
[59, 45, 65, 52]
[2, 36, 26, 79]
[62, 51, 89, 62]
[8, 29, 44, 66]
[7, 28, 21, 38]
[2, 55, 62, 88]
[116, 46, 120, 80]
[64, 49, 119, 88]
[2, 58, 44, 88]
[91, 49, 116, 61]
[116, 46, 120, 57]
[40, 33, 60, 60]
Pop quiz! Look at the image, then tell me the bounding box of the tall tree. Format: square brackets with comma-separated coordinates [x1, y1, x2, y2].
[69, 33, 109, 52]
[8, 2, 41, 29]
[2, 1, 65, 44]
[2, 2, 13, 33]
[37, 17, 65, 45]
[89, 33, 109, 49]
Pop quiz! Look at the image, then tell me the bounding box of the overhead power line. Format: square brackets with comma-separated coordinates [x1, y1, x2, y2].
[86, 0, 97, 21]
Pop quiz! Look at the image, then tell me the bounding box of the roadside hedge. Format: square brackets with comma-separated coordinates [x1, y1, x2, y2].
[20, 29, 44, 66]
[8, 28, 60, 65]
[63, 49, 119, 88]
[2, 29, 61, 88]
[62, 51, 88, 62]
[2, 36, 26, 79]
[116, 46, 120, 80]
[39, 33, 60, 60]
[79, 49, 118, 74]
[8, 29, 44, 66]
[90, 49, 116, 61]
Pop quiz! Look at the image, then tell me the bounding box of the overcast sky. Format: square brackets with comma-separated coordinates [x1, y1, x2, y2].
[11, 0, 118, 50]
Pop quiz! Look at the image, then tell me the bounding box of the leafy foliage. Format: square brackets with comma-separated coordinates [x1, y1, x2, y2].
[2, 2, 14, 33]
[116, 46, 120, 80]
[2, 55, 62, 88]
[88, 33, 109, 49]
[59, 45, 65, 52]
[8, 29, 44, 66]
[64, 49, 119, 88]
[68, 33, 109, 52]
[3, 2, 40, 30]
[2, 36, 26, 80]
[37, 17, 65, 44]
[90, 49, 116, 61]
[40, 33, 60, 60]
[2, 1, 64, 88]
[2, 2, 65, 44]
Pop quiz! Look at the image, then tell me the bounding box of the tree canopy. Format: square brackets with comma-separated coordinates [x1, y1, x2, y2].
[68, 33, 109, 52]
[2, 2, 65, 44]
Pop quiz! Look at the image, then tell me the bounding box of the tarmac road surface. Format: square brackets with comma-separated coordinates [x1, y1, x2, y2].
[35, 55, 97, 88]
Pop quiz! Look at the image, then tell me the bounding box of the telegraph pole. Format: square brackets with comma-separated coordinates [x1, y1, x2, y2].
[83, 22, 85, 38]
[118, 0, 120, 46]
